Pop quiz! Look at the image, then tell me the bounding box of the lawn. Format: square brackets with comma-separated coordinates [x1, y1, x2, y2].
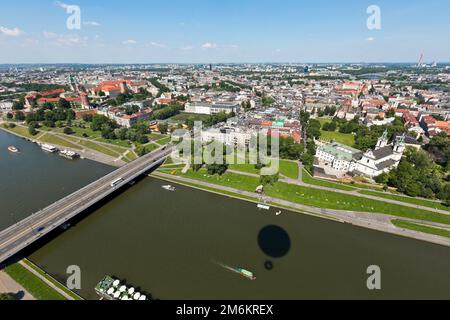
[392, 220, 450, 238]
[171, 168, 450, 225]
[180, 169, 260, 192]
[3, 263, 65, 300]
[77, 140, 121, 158]
[229, 163, 260, 175]
[279, 160, 299, 179]
[22, 260, 82, 300]
[228, 158, 299, 179]
[317, 117, 356, 146]
[264, 182, 450, 225]
[148, 133, 168, 141]
[169, 113, 211, 123]
[2, 125, 36, 139]
[359, 190, 450, 212]
[320, 130, 356, 147]
[38, 134, 82, 150]
[155, 136, 172, 145]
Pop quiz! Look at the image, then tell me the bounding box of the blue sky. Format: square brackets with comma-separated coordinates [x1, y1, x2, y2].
[0, 0, 449, 63]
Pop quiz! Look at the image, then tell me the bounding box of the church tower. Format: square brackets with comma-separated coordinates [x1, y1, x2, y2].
[393, 134, 406, 161]
[375, 130, 389, 150]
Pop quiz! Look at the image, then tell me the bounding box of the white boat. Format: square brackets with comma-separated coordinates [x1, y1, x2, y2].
[41, 143, 58, 153]
[257, 204, 270, 210]
[59, 150, 80, 159]
[162, 185, 176, 192]
[8, 146, 19, 153]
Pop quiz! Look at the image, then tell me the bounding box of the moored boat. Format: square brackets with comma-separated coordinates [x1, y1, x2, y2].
[40, 143, 58, 153]
[95, 275, 149, 301]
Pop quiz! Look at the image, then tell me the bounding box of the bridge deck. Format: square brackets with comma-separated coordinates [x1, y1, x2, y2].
[0, 146, 172, 265]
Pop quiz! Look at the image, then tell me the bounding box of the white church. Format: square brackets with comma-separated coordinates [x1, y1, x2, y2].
[351, 131, 406, 178]
[315, 131, 406, 179]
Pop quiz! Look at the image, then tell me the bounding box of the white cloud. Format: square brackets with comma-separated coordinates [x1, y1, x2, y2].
[43, 31, 58, 39]
[201, 42, 218, 49]
[0, 26, 23, 37]
[42, 32, 87, 46]
[55, 1, 70, 10]
[122, 39, 137, 45]
[83, 21, 101, 27]
[366, 37, 375, 42]
[181, 45, 194, 51]
[149, 42, 167, 48]
[56, 34, 86, 46]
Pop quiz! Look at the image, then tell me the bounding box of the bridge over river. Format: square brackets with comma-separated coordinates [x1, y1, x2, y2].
[0, 146, 173, 265]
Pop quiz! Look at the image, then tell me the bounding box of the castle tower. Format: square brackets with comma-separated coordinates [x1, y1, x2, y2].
[375, 130, 389, 150]
[80, 92, 90, 109]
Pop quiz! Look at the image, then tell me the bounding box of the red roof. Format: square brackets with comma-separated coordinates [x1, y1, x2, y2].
[38, 97, 81, 103]
[40, 88, 65, 97]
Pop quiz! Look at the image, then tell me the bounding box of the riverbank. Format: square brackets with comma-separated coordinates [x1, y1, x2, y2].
[151, 171, 450, 248]
[0, 125, 126, 167]
[1, 259, 81, 300]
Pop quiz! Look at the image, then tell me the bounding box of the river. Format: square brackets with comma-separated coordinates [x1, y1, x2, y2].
[1, 130, 449, 299]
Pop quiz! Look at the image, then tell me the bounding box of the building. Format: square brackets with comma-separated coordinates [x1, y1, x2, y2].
[185, 102, 240, 115]
[315, 131, 406, 179]
[316, 142, 362, 173]
[98, 107, 153, 128]
[352, 131, 406, 178]
[201, 127, 252, 147]
[0, 100, 13, 111]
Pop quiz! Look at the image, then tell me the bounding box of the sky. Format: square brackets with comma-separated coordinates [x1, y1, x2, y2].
[0, 0, 449, 64]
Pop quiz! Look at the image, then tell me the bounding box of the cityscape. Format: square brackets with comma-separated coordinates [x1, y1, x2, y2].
[0, 0, 449, 307]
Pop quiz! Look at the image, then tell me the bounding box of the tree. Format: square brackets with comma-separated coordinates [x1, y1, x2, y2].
[260, 174, 279, 186]
[63, 127, 74, 135]
[0, 293, 17, 300]
[206, 163, 228, 176]
[14, 111, 25, 121]
[58, 98, 71, 109]
[306, 119, 321, 140]
[424, 132, 450, 170]
[28, 123, 38, 136]
[158, 123, 169, 134]
[6, 112, 13, 120]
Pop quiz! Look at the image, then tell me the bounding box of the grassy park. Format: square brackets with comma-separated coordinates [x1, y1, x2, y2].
[392, 220, 450, 239]
[166, 167, 450, 226]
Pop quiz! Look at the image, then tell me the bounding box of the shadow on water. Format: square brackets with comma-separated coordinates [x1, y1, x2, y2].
[258, 225, 291, 272]
[0, 167, 159, 271]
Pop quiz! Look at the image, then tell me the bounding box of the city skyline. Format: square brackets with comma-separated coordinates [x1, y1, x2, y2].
[0, 0, 449, 64]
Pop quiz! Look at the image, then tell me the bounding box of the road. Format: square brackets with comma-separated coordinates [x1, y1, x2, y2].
[0, 146, 172, 265]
